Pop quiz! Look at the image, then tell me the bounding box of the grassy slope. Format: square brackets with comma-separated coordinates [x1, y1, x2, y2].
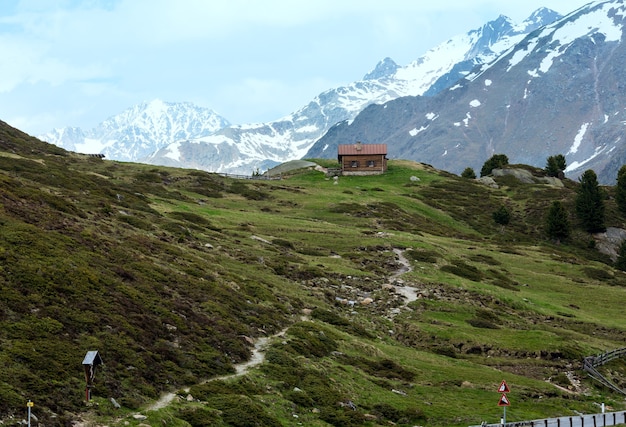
[1, 121, 626, 426]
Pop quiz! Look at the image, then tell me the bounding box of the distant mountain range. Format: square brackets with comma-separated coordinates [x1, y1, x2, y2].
[306, 0, 626, 185]
[39, 7, 562, 175]
[39, 100, 230, 163]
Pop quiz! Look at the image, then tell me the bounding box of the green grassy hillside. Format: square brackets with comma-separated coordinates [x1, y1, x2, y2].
[1, 120, 626, 426]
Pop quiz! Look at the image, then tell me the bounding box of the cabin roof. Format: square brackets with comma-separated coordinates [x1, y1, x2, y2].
[338, 143, 387, 156]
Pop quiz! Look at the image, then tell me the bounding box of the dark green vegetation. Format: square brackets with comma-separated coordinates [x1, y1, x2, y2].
[1, 121, 626, 426]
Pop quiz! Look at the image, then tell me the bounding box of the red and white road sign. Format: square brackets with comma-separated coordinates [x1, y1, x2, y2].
[498, 380, 510, 393]
[498, 393, 511, 406]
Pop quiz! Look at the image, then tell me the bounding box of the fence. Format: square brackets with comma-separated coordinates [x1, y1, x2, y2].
[584, 348, 626, 395]
[218, 173, 281, 180]
[469, 349, 626, 427]
[469, 410, 626, 427]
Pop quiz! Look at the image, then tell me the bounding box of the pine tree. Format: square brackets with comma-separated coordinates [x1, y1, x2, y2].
[545, 154, 567, 177]
[461, 167, 476, 179]
[480, 154, 509, 177]
[615, 165, 626, 215]
[575, 169, 606, 233]
[545, 201, 570, 243]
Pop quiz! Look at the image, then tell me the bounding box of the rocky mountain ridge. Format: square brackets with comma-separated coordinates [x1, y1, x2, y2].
[306, 0, 626, 185]
[39, 99, 230, 162]
[39, 8, 561, 175]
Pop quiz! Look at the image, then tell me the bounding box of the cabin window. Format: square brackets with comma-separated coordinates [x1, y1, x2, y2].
[367, 160, 376, 167]
[351, 160, 359, 168]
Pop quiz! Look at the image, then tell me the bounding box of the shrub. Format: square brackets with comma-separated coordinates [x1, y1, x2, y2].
[440, 260, 484, 282]
[206, 395, 281, 427]
[461, 167, 477, 179]
[283, 323, 339, 358]
[405, 249, 439, 263]
[492, 205, 511, 226]
[177, 406, 222, 427]
[480, 154, 509, 177]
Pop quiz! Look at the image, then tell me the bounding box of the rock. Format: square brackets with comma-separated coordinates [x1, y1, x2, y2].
[110, 397, 121, 409]
[361, 297, 374, 305]
[250, 235, 271, 244]
[476, 176, 498, 188]
[492, 168, 535, 183]
[593, 227, 626, 261]
[132, 414, 147, 420]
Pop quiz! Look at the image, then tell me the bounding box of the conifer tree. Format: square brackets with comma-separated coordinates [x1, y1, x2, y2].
[545, 154, 567, 177]
[545, 201, 570, 243]
[480, 154, 509, 177]
[461, 167, 476, 179]
[575, 169, 606, 233]
[616, 165, 626, 215]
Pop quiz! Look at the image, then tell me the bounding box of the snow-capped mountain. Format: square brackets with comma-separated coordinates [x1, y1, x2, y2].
[39, 100, 230, 162]
[145, 9, 560, 174]
[41, 8, 558, 175]
[306, 0, 626, 185]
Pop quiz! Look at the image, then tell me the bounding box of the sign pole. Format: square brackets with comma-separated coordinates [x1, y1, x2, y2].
[497, 380, 510, 426]
[27, 400, 34, 427]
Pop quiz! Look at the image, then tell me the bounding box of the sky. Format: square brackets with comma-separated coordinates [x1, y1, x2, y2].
[0, 0, 593, 136]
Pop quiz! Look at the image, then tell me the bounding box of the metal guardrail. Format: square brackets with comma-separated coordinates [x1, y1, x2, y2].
[584, 348, 626, 395]
[470, 410, 626, 427]
[469, 350, 626, 427]
[218, 173, 282, 180]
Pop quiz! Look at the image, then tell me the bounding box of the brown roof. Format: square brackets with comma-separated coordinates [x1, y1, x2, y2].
[338, 143, 387, 156]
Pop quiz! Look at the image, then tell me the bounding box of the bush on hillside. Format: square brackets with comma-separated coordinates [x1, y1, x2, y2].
[461, 167, 476, 179]
[480, 154, 509, 177]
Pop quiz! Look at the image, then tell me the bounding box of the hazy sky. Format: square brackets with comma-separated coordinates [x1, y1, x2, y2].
[0, 0, 592, 136]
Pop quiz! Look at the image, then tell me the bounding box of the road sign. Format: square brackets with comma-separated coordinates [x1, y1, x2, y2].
[27, 401, 34, 407]
[498, 394, 511, 406]
[498, 380, 510, 393]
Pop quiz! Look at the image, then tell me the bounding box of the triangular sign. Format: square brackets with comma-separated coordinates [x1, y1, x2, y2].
[498, 393, 511, 407]
[498, 380, 510, 393]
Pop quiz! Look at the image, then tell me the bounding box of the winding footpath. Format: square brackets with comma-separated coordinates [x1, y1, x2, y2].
[146, 249, 414, 412]
[146, 334, 280, 411]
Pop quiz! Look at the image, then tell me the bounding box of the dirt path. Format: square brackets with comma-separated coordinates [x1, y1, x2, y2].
[388, 248, 417, 304]
[146, 332, 283, 411]
[146, 249, 413, 412]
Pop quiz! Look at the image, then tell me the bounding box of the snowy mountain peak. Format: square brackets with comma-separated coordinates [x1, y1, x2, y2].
[363, 57, 399, 80]
[39, 100, 230, 161]
[42, 7, 564, 176]
[525, 7, 562, 26]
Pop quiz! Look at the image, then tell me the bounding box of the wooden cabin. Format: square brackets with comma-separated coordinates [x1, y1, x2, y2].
[338, 142, 388, 175]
